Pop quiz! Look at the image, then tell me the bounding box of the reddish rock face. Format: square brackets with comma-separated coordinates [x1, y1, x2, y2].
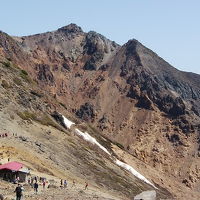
[1, 24, 200, 198]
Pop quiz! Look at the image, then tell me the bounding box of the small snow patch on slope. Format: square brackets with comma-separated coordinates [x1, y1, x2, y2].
[115, 159, 157, 189]
[62, 115, 75, 129]
[75, 128, 111, 155]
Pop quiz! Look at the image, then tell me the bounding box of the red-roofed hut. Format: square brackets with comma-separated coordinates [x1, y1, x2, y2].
[0, 162, 29, 182]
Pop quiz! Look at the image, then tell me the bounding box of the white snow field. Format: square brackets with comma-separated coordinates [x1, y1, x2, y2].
[115, 159, 157, 189]
[62, 115, 75, 129]
[74, 128, 111, 155]
[62, 115, 156, 189]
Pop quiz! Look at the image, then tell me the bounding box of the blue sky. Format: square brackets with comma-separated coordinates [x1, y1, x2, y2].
[1, 0, 200, 74]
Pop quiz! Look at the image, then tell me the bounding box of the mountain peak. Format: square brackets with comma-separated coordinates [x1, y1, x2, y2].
[57, 23, 83, 34]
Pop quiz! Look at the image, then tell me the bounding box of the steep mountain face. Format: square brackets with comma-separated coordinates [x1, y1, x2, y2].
[1, 24, 200, 199]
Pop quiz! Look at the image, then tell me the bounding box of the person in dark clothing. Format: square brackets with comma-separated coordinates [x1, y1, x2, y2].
[0, 194, 4, 200]
[34, 182, 39, 194]
[84, 182, 88, 190]
[14, 184, 22, 200]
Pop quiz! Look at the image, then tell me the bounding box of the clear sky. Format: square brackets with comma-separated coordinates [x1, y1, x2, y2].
[0, 0, 200, 74]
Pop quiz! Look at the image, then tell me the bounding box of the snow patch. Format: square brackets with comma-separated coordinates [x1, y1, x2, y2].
[61, 115, 156, 189]
[115, 159, 157, 189]
[75, 128, 111, 156]
[62, 115, 75, 129]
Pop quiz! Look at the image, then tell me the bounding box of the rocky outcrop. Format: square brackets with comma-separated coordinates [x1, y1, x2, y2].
[118, 40, 194, 117]
[36, 64, 55, 85]
[0, 31, 28, 63]
[51, 111, 66, 128]
[76, 103, 95, 121]
[83, 31, 118, 70]
[57, 23, 83, 38]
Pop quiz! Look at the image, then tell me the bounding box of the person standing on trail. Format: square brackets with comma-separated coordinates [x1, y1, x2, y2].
[0, 194, 4, 200]
[64, 180, 67, 188]
[34, 182, 39, 194]
[14, 184, 22, 200]
[84, 182, 88, 190]
[43, 180, 46, 189]
[16, 176, 20, 183]
[60, 179, 63, 188]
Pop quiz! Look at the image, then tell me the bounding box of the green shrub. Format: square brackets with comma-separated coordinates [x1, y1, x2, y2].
[20, 69, 28, 76]
[20, 70, 32, 83]
[114, 142, 125, 150]
[2, 61, 11, 68]
[17, 111, 62, 131]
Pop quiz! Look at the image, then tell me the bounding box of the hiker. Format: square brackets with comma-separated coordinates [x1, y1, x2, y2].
[84, 182, 88, 190]
[60, 179, 63, 188]
[43, 180, 46, 189]
[34, 182, 39, 194]
[64, 180, 67, 188]
[14, 184, 22, 200]
[31, 177, 34, 186]
[0, 194, 4, 200]
[16, 176, 20, 183]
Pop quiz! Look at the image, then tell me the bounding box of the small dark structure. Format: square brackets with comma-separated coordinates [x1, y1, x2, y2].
[0, 162, 29, 183]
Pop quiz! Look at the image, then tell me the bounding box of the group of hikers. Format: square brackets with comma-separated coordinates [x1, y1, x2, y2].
[0, 133, 18, 138]
[60, 179, 88, 190]
[14, 179, 39, 200]
[13, 178, 88, 200]
[0, 133, 8, 138]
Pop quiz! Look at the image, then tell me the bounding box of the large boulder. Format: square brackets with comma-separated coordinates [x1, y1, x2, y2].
[134, 190, 156, 200]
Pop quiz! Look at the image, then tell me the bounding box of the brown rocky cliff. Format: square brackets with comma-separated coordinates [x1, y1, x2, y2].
[1, 24, 200, 199]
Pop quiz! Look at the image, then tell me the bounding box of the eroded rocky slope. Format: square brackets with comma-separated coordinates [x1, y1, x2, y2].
[0, 24, 200, 199]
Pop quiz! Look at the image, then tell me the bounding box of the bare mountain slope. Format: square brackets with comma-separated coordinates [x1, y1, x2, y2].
[0, 23, 200, 199]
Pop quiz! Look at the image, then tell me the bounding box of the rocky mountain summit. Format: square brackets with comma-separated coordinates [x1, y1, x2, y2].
[0, 23, 200, 199]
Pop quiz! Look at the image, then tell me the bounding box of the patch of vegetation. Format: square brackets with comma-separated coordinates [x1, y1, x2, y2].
[2, 60, 11, 68]
[13, 77, 22, 86]
[13, 63, 20, 69]
[1, 80, 10, 89]
[113, 141, 125, 150]
[30, 90, 43, 98]
[20, 69, 28, 76]
[17, 110, 63, 131]
[59, 102, 68, 110]
[38, 114, 62, 130]
[17, 111, 37, 121]
[20, 69, 32, 83]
